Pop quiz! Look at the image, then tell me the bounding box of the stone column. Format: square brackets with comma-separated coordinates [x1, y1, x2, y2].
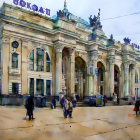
[21, 41, 28, 94]
[28, 78, 30, 94]
[54, 43, 64, 94]
[69, 48, 75, 96]
[91, 51, 98, 95]
[124, 63, 129, 96]
[131, 65, 135, 96]
[34, 48, 36, 71]
[109, 59, 115, 97]
[93, 61, 97, 95]
[44, 79, 46, 96]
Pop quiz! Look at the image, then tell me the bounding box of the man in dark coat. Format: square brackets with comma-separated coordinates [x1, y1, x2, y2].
[51, 97, 56, 109]
[27, 94, 34, 120]
[135, 99, 140, 115]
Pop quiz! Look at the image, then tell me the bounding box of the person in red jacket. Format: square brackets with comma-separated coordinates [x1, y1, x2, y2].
[134, 99, 140, 115]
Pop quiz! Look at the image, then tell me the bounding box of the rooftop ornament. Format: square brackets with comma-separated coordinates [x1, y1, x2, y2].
[123, 37, 131, 44]
[64, 0, 67, 10]
[89, 9, 102, 30]
[107, 34, 115, 46]
[132, 43, 140, 51]
[57, 0, 70, 20]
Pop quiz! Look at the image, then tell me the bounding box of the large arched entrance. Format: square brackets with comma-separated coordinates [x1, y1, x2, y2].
[97, 62, 105, 95]
[75, 57, 87, 99]
[114, 65, 120, 95]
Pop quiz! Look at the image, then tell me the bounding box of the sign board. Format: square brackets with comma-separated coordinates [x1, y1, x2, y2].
[0, 0, 51, 16]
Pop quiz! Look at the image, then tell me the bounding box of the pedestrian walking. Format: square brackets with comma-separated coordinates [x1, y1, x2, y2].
[117, 94, 120, 105]
[60, 96, 65, 108]
[103, 95, 107, 106]
[26, 94, 35, 120]
[63, 99, 69, 118]
[51, 97, 56, 109]
[68, 99, 73, 118]
[134, 99, 140, 115]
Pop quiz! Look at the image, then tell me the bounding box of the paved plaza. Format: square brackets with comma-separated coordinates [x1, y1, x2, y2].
[0, 105, 140, 140]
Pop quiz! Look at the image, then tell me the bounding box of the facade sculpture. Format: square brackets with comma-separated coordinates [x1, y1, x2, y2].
[0, 2, 139, 100]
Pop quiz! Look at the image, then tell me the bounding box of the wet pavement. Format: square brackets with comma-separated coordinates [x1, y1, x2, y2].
[0, 105, 140, 140]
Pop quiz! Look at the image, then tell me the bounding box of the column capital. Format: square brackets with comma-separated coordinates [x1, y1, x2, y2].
[2, 37, 10, 44]
[90, 51, 99, 62]
[54, 42, 64, 53]
[124, 63, 129, 69]
[108, 58, 115, 65]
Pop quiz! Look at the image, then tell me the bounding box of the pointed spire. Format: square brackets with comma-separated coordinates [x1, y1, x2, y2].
[98, 8, 101, 20]
[64, 0, 67, 10]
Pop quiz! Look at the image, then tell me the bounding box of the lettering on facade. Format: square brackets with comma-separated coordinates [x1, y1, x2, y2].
[13, 0, 50, 16]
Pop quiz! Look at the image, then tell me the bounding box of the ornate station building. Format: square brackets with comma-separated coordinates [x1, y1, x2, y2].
[0, 1, 140, 99]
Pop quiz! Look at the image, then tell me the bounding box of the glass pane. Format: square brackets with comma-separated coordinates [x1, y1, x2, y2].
[12, 83, 19, 94]
[12, 53, 18, 68]
[46, 80, 51, 96]
[46, 53, 50, 61]
[29, 78, 34, 94]
[36, 49, 44, 71]
[36, 79, 44, 95]
[46, 62, 50, 72]
[46, 52, 50, 72]
[29, 50, 34, 70]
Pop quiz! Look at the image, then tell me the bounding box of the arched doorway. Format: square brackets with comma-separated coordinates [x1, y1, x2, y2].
[114, 65, 120, 95]
[75, 57, 87, 99]
[97, 62, 105, 95]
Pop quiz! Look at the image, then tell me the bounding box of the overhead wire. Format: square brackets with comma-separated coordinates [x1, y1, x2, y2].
[101, 11, 140, 21]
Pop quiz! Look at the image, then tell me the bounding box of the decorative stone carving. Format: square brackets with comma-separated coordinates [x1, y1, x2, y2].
[89, 9, 102, 30]
[57, 10, 70, 20]
[107, 34, 115, 46]
[123, 37, 131, 44]
[124, 63, 129, 69]
[2, 37, 10, 44]
[108, 58, 115, 65]
[54, 42, 64, 53]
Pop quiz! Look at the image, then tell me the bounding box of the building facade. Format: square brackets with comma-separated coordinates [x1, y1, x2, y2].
[0, 2, 140, 98]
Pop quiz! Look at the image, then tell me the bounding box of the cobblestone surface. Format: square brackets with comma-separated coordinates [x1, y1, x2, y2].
[0, 105, 140, 140]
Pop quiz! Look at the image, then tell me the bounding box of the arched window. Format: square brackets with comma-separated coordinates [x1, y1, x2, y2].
[98, 68, 103, 81]
[29, 50, 34, 70]
[46, 52, 50, 72]
[12, 53, 18, 68]
[36, 48, 44, 71]
[135, 72, 138, 83]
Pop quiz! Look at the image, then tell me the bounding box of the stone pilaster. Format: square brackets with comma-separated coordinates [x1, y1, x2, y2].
[124, 63, 129, 96]
[34, 78, 36, 95]
[109, 58, 115, 96]
[54, 43, 64, 94]
[87, 67, 93, 96]
[1, 37, 10, 94]
[80, 73, 83, 98]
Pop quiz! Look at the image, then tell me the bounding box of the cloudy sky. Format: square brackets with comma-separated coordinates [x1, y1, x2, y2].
[0, 0, 140, 45]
